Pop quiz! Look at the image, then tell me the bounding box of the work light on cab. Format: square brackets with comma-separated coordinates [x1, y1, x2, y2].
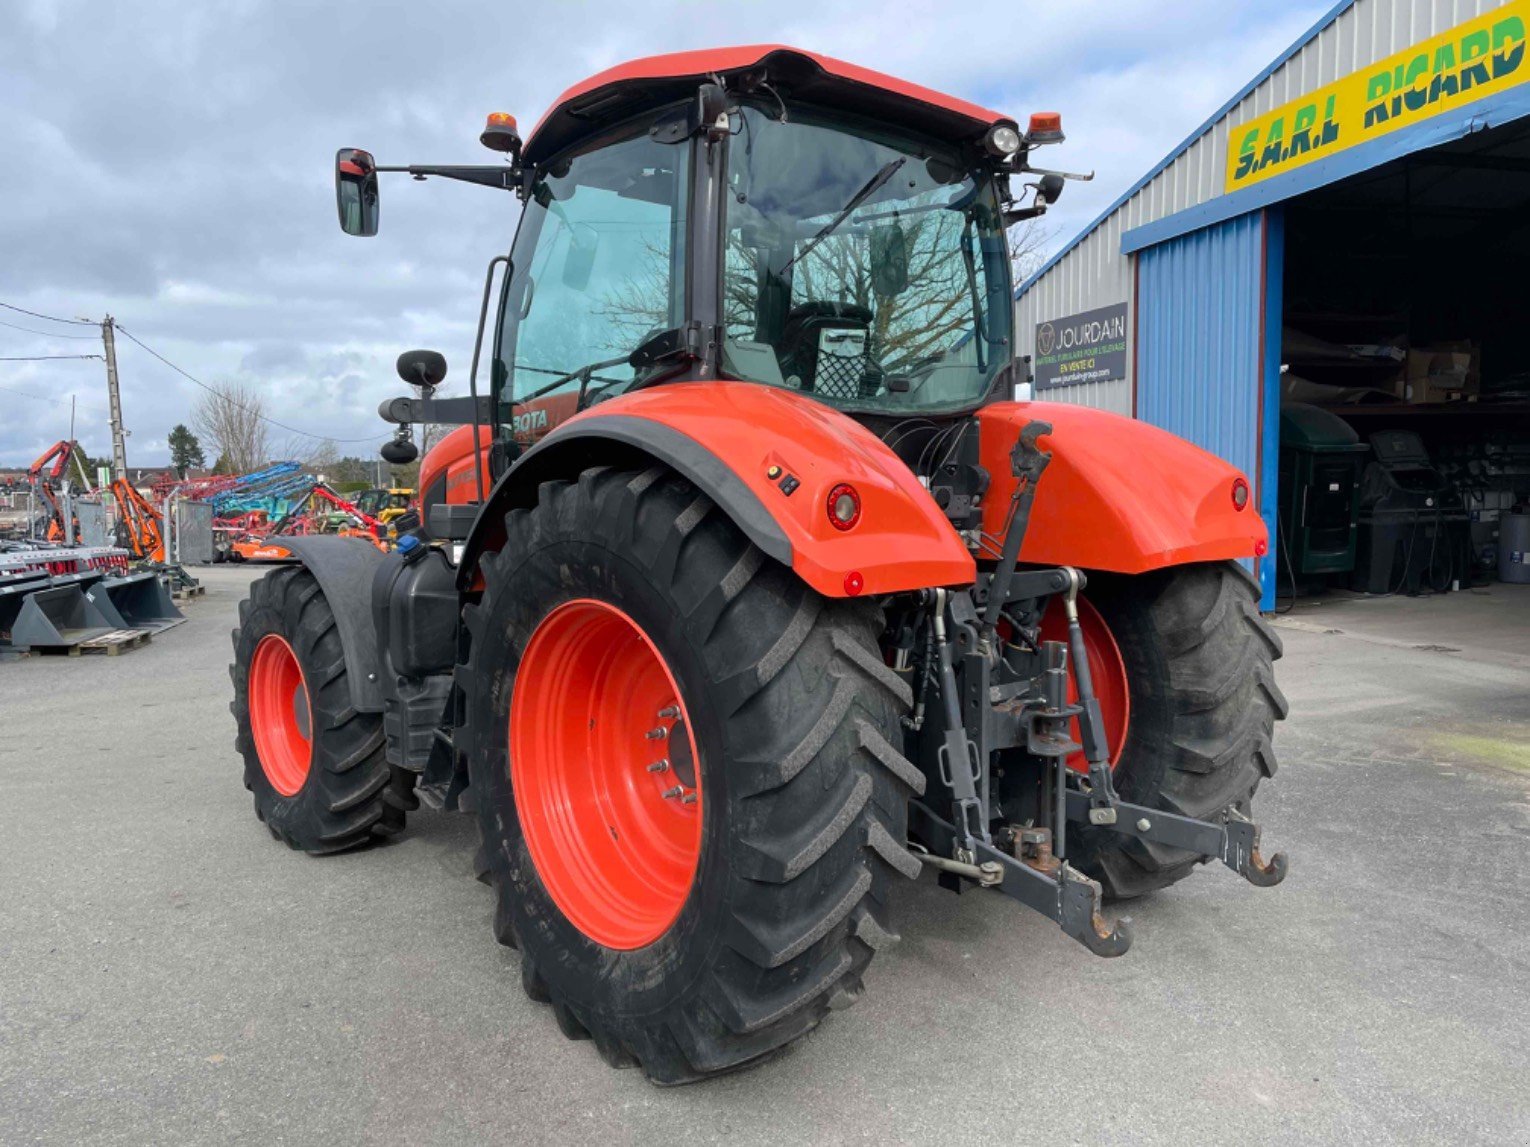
[984, 122, 1024, 158]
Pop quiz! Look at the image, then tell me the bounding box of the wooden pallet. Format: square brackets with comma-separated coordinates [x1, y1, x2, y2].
[171, 584, 205, 601]
[35, 629, 153, 657]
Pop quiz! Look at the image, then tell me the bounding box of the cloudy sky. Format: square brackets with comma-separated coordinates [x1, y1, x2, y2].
[0, 0, 1328, 469]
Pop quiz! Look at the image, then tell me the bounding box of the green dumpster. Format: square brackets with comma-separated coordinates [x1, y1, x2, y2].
[1278, 403, 1368, 578]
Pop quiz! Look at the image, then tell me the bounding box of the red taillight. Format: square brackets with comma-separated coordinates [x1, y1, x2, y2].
[827, 483, 861, 531]
[1232, 478, 1250, 510]
[843, 571, 864, 596]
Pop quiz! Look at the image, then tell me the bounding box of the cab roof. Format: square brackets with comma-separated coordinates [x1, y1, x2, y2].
[523, 45, 1015, 165]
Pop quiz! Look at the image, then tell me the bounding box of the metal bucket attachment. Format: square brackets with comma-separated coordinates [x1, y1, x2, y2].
[3, 583, 117, 651]
[0, 574, 52, 653]
[87, 572, 185, 633]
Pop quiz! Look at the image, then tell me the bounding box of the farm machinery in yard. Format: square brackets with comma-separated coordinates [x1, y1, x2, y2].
[230, 46, 1287, 1084]
[226, 483, 390, 562]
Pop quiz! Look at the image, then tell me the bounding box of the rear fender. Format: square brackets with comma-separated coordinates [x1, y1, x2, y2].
[278, 536, 386, 713]
[460, 382, 975, 597]
[977, 401, 1265, 573]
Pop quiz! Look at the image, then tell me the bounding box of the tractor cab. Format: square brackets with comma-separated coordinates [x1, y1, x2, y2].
[338, 48, 1078, 479]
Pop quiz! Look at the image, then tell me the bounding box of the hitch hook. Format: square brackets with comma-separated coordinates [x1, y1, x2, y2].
[1225, 809, 1289, 887]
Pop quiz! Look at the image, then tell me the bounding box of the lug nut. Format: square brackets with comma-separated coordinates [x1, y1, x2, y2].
[645, 727, 668, 740]
[657, 705, 681, 719]
[1137, 818, 1152, 832]
[681, 793, 697, 805]
[661, 786, 683, 799]
[646, 759, 670, 773]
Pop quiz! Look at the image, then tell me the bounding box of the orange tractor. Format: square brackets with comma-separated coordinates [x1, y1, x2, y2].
[231, 47, 1286, 1084]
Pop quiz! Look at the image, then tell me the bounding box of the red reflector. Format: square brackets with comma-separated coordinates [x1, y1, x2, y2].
[827, 483, 861, 531]
[1255, 538, 1268, 557]
[843, 571, 864, 596]
[1232, 478, 1250, 510]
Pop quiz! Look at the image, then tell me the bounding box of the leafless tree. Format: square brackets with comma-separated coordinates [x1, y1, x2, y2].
[1008, 217, 1057, 286]
[301, 437, 342, 477]
[192, 380, 271, 475]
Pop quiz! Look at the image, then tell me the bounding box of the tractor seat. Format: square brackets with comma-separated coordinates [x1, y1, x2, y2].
[777, 302, 883, 400]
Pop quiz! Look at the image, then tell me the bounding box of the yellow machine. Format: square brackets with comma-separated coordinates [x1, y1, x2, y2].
[353, 487, 415, 525]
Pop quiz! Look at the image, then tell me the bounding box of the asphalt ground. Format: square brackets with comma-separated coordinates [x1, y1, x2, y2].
[2, 567, 1527, 1145]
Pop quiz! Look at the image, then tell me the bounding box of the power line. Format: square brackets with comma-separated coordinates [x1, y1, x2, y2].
[0, 381, 108, 413]
[0, 317, 100, 339]
[0, 354, 103, 362]
[111, 323, 383, 445]
[0, 301, 95, 326]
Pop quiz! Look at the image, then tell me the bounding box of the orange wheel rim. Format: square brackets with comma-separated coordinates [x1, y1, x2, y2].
[249, 633, 313, 796]
[1038, 596, 1131, 775]
[511, 599, 703, 950]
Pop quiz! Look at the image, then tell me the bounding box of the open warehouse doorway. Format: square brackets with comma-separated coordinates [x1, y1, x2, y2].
[1277, 114, 1530, 625]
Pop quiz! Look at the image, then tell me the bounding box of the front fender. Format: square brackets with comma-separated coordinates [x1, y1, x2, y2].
[278, 535, 387, 713]
[462, 382, 975, 597]
[976, 401, 1265, 573]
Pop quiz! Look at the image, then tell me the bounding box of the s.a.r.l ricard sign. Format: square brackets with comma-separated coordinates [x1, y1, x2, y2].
[1226, 3, 1528, 192]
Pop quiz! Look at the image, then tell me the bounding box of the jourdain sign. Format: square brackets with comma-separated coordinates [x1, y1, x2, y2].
[1226, 2, 1528, 192]
[1033, 303, 1128, 390]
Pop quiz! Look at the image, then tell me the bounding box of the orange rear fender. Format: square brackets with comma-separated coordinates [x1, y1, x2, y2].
[464, 383, 975, 598]
[977, 401, 1265, 573]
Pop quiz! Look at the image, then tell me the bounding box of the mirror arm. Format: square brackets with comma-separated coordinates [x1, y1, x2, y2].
[374, 164, 519, 191]
[378, 395, 497, 426]
[1003, 204, 1047, 226]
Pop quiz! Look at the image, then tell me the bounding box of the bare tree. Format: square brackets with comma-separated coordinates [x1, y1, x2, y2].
[302, 436, 341, 476]
[1008, 217, 1057, 286]
[192, 380, 271, 475]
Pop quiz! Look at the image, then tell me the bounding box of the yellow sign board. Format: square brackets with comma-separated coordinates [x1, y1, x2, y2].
[1225, 2, 1529, 192]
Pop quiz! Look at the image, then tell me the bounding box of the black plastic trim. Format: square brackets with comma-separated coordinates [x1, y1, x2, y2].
[279, 536, 387, 712]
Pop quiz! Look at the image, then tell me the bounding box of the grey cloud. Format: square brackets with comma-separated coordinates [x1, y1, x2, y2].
[0, 0, 1328, 466]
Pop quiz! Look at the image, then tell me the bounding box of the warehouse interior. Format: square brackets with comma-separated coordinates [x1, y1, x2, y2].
[1277, 115, 1530, 607]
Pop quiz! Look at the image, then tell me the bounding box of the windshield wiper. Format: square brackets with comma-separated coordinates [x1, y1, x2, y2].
[780, 156, 907, 273]
[512, 354, 633, 411]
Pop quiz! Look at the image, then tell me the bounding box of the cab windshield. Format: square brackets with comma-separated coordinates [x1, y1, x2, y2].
[722, 103, 1013, 412]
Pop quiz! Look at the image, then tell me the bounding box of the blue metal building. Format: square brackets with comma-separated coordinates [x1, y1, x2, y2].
[1015, 0, 1530, 607]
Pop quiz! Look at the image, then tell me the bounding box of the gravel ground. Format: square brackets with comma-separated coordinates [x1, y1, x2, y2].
[2, 566, 1526, 1145]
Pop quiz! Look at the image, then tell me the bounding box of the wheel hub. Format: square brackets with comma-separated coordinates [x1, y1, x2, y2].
[510, 599, 704, 950]
[248, 633, 313, 796]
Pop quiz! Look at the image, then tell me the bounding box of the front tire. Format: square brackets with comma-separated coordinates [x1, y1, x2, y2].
[461, 466, 922, 1084]
[230, 566, 414, 852]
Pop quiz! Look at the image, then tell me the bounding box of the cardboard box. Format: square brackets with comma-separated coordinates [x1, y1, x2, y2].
[1403, 342, 1479, 402]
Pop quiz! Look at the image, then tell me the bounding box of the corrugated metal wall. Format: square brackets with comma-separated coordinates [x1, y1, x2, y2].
[1136, 211, 1275, 602]
[1016, 0, 1507, 391]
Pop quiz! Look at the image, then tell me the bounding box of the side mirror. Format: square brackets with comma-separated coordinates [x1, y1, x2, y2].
[870, 224, 909, 297]
[380, 437, 418, 464]
[1037, 172, 1065, 206]
[561, 223, 599, 291]
[396, 349, 447, 389]
[336, 148, 379, 236]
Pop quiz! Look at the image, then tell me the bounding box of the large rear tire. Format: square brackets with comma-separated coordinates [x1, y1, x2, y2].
[461, 466, 922, 1084]
[230, 566, 415, 853]
[1071, 561, 1287, 900]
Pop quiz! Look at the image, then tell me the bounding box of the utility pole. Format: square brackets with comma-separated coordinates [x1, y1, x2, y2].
[101, 315, 129, 480]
